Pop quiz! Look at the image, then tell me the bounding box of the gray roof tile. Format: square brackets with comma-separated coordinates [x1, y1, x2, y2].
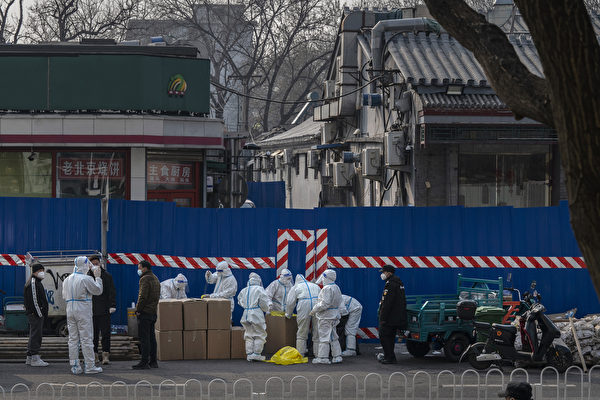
[420, 93, 507, 109]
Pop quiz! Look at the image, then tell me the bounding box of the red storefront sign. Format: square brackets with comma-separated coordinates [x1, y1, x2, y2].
[58, 158, 124, 179]
[147, 161, 194, 186]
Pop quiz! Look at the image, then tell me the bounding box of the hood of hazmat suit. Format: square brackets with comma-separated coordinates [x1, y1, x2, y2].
[265, 268, 293, 313]
[160, 273, 188, 300]
[62, 256, 103, 372]
[238, 272, 270, 325]
[206, 261, 238, 314]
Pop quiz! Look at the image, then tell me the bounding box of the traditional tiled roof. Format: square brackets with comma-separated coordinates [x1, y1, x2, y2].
[257, 118, 321, 147]
[420, 93, 507, 109]
[386, 32, 543, 88]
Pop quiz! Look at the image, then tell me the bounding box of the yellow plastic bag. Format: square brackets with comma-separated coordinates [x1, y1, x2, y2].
[270, 311, 286, 317]
[265, 346, 308, 365]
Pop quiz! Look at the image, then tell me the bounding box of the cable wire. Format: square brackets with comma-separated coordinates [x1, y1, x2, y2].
[210, 75, 382, 106]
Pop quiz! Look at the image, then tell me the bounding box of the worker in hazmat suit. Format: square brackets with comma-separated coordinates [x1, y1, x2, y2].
[339, 294, 363, 356]
[204, 261, 238, 317]
[310, 269, 343, 364]
[237, 272, 271, 361]
[286, 274, 321, 356]
[160, 273, 188, 300]
[62, 256, 104, 374]
[265, 268, 293, 313]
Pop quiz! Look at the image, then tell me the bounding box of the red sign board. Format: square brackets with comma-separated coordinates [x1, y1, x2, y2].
[58, 158, 124, 179]
[147, 161, 194, 186]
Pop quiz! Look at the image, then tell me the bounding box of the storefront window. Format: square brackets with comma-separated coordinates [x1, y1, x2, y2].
[0, 152, 52, 197]
[147, 161, 195, 190]
[458, 153, 549, 207]
[56, 152, 127, 198]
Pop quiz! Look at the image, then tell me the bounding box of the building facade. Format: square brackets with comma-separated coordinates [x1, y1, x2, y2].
[0, 44, 225, 207]
[251, 2, 574, 209]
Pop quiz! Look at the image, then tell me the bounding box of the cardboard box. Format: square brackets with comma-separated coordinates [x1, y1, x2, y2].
[207, 329, 231, 359]
[231, 327, 246, 359]
[264, 313, 297, 355]
[183, 299, 207, 331]
[206, 298, 232, 330]
[156, 299, 183, 331]
[183, 330, 207, 360]
[155, 330, 183, 361]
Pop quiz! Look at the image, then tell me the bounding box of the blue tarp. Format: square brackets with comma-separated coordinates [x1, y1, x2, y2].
[0, 198, 596, 331]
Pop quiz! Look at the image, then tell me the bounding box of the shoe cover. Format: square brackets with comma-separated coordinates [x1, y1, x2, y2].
[341, 350, 357, 356]
[85, 365, 103, 374]
[311, 357, 331, 364]
[332, 356, 343, 364]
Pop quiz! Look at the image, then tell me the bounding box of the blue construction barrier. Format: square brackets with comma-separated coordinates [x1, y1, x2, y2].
[247, 181, 286, 208]
[0, 197, 596, 332]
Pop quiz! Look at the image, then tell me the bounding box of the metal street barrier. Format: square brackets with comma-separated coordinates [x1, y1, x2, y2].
[1, 368, 599, 399]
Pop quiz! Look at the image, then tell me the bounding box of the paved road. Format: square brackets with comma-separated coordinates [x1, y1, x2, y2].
[1, 344, 598, 399]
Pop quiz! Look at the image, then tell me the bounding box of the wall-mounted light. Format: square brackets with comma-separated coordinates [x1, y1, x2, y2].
[27, 152, 37, 161]
[446, 84, 464, 95]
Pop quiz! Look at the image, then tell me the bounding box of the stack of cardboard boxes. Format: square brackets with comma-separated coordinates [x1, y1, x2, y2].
[155, 298, 247, 360]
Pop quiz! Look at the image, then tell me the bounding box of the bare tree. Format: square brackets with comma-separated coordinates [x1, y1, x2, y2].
[0, 0, 24, 43]
[151, 0, 337, 132]
[421, 0, 600, 299]
[25, 0, 140, 42]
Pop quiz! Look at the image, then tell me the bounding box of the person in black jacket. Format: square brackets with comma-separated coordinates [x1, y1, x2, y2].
[88, 255, 116, 365]
[378, 265, 407, 364]
[24, 261, 49, 367]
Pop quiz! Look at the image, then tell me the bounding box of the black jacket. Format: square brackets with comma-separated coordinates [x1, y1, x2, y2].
[136, 270, 160, 315]
[89, 268, 117, 316]
[378, 275, 407, 328]
[24, 276, 48, 318]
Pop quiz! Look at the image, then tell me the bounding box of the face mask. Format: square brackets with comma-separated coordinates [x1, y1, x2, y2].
[137, 269, 143, 277]
[380, 273, 387, 281]
[36, 271, 45, 280]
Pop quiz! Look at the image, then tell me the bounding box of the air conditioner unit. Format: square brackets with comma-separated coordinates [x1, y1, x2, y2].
[361, 148, 381, 177]
[385, 131, 406, 167]
[307, 150, 319, 169]
[324, 80, 336, 99]
[322, 122, 337, 144]
[333, 162, 354, 187]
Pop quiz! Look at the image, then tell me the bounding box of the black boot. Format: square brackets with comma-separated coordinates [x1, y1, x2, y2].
[149, 360, 158, 368]
[132, 361, 150, 370]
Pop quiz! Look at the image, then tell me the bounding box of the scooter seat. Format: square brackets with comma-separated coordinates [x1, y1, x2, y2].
[492, 323, 517, 334]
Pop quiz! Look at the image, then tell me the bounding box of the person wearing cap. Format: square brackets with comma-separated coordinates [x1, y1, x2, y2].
[24, 261, 49, 367]
[88, 254, 116, 366]
[498, 381, 533, 400]
[378, 264, 407, 364]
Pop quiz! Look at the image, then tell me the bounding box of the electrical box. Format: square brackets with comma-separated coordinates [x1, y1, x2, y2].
[333, 162, 355, 187]
[275, 155, 282, 170]
[324, 80, 336, 99]
[322, 123, 337, 144]
[361, 148, 381, 177]
[307, 150, 319, 169]
[385, 131, 406, 167]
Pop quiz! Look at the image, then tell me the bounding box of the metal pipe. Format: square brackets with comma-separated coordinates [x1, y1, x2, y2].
[357, 35, 372, 59]
[371, 18, 440, 73]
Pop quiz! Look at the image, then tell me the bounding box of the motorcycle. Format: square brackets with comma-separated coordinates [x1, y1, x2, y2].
[460, 282, 572, 373]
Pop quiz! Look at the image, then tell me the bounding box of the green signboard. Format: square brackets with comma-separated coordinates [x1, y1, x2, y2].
[0, 54, 210, 113]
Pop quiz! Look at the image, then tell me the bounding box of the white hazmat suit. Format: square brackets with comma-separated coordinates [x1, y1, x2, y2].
[340, 294, 363, 356]
[265, 269, 292, 313]
[311, 269, 343, 364]
[205, 261, 238, 316]
[62, 256, 103, 374]
[237, 272, 271, 361]
[160, 273, 188, 299]
[286, 274, 321, 356]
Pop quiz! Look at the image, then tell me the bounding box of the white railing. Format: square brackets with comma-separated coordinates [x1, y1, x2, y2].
[1, 368, 599, 399]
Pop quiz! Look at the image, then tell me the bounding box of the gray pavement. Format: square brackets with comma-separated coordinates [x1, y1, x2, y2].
[1, 344, 599, 398]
